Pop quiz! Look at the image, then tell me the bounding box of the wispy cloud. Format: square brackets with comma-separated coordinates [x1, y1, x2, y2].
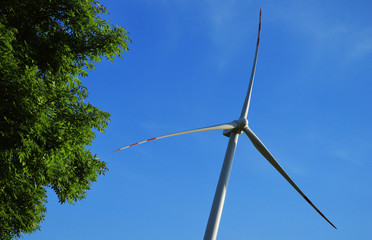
[204, 0, 254, 68]
[350, 27, 372, 58]
[265, 1, 372, 60]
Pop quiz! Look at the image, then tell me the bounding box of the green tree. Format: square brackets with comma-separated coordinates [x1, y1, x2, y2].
[0, 0, 130, 239]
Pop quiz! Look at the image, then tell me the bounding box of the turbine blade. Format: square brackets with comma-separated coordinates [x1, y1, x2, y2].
[243, 127, 337, 229]
[114, 122, 237, 152]
[240, 9, 262, 119]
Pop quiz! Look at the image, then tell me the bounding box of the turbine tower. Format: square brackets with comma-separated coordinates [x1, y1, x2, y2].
[115, 9, 336, 240]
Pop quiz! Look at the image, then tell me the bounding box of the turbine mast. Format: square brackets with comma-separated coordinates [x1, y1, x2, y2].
[204, 132, 239, 240]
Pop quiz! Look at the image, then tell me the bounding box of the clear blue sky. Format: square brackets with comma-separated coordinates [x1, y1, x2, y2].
[27, 0, 372, 239]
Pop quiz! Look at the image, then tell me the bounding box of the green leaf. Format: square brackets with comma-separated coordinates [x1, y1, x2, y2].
[0, 0, 131, 239]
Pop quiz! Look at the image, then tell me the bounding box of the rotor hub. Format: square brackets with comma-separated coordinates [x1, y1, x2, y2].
[223, 118, 248, 137]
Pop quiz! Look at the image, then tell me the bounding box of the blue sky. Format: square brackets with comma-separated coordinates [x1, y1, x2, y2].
[26, 0, 372, 239]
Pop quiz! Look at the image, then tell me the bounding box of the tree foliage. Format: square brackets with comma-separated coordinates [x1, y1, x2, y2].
[0, 0, 130, 239]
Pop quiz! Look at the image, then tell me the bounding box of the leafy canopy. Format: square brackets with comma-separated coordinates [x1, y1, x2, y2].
[0, 0, 130, 239]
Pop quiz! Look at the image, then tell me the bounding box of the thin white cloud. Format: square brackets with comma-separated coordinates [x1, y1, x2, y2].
[350, 27, 372, 58]
[204, 0, 254, 68]
[265, 1, 372, 60]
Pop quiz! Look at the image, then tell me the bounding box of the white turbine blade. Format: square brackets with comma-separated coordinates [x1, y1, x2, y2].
[240, 9, 262, 119]
[243, 127, 337, 229]
[114, 122, 237, 152]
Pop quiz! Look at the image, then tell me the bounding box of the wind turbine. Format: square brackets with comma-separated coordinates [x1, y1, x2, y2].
[114, 10, 336, 240]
